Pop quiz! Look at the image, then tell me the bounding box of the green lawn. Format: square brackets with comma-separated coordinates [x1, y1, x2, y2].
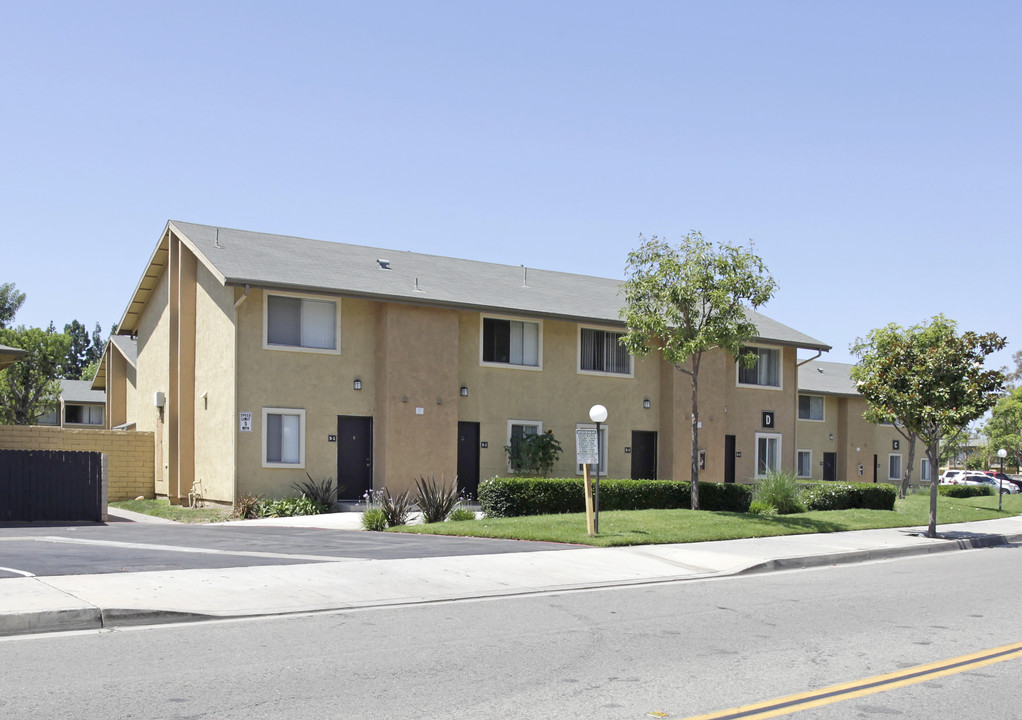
[389, 492, 1022, 547]
[110, 498, 232, 523]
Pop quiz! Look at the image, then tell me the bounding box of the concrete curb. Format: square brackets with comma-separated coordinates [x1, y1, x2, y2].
[741, 531, 1022, 575]
[4, 529, 1017, 638]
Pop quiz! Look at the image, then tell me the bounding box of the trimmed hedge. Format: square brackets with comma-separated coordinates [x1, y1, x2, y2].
[937, 484, 993, 498]
[799, 482, 897, 511]
[478, 477, 752, 517]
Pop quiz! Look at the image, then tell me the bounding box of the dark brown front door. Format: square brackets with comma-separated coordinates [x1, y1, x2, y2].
[457, 422, 481, 499]
[724, 435, 737, 483]
[823, 452, 837, 482]
[630, 431, 657, 480]
[337, 415, 373, 501]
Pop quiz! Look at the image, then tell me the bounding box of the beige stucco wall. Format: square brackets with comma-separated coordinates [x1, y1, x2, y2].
[456, 314, 661, 482]
[794, 394, 927, 484]
[191, 262, 237, 503]
[0, 425, 155, 501]
[234, 290, 377, 499]
[661, 345, 799, 484]
[133, 264, 171, 496]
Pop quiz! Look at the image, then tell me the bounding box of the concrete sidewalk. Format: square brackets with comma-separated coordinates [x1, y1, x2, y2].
[2, 513, 1020, 638]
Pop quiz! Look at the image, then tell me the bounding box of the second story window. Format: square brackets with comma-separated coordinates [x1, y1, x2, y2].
[265, 294, 337, 352]
[482, 317, 539, 367]
[798, 394, 824, 421]
[737, 346, 781, 388]
[579, 328, 631, 375]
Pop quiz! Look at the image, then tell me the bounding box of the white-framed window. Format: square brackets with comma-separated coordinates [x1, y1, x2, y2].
[262, 407, 306, 468]
[481, 316, 541, 369]
[506, 419, 542, 472]
[36, 406, 59, 425]
[920, 458, 931, 482]
[578, 327, 632, 376]
[65, 404, 104, 425]
[264, 292, 339, 353]
[798, 394, 824, 421]
[755, 432, 782, 477]
[888, 453, 903, 482]
[576, 423, 608, 475]
[737, 346, 782, 389]
[797, 449, 812, 478]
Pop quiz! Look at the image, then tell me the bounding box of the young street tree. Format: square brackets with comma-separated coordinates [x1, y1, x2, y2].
[0, 282, 26, 329]
[985, 387, 1022, 472]
[850, 315, 1006, 538]
[620, 232, 776, 510]
[0, 326, 71, 425]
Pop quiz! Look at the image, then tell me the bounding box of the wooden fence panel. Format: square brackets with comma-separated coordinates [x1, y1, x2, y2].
[0, 450, 106, 522]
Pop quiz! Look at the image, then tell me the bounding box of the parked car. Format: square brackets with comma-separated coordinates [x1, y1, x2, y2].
[939, 469, 966, 484]
[956, 472, 1019, 494]
[984, 471, 1022, 492]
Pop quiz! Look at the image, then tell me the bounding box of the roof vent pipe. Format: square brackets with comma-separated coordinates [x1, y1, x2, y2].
[521, 265, 529, 287]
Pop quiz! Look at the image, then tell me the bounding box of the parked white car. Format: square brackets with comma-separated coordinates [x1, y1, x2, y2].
[955, 472, 1019, 494]
[939, 469, 966, 484]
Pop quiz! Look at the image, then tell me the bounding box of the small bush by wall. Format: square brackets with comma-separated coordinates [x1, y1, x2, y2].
[937, 484, 993, 499]
[478, 477, 752, 517]
[800, 482, 897, 511]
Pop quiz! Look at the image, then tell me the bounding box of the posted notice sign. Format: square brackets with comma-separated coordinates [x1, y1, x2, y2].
[576, 428, 599, 466]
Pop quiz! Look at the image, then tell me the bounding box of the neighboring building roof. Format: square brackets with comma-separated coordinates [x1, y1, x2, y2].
[60, 379, 106, 405]
[117, 220, 831, 352]
[110, 335, 138, 366]
[0, 344, 28, 371]
[91, 335, 137, 391]
[798, 360, 859, 396]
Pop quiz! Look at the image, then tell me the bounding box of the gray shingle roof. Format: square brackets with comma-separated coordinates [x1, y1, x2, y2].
[60, 379, 105, 404]
[110, 335, 137, 367]
[140, 221, 831, 351]
[798, 360, 859, 396]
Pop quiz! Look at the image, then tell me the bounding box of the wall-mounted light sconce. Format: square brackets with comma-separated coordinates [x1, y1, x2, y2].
[460, 386, 469, 397]
[353, 378, 362, 391]
[436, 397, 443, 405]
[829, 433, 834, 441]
[642, 398, 651, 409]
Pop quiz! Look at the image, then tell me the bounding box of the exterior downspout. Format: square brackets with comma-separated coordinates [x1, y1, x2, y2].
[232, 284, 249, 506]
[794, 350, 825, 472]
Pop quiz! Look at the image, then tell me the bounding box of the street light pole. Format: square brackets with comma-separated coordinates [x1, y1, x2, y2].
[998, 448, 1008, 511]
[589, 404, 608, 534]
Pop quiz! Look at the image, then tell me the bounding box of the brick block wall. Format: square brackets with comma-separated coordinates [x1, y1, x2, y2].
[0, 426, 155, 501]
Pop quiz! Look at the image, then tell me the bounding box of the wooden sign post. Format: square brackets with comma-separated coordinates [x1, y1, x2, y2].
[576, 428, 599, 536]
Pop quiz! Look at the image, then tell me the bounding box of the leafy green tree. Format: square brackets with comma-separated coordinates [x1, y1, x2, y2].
[0, 326, 71, 425]
[62, 320, 105, 379]
[0, 282, 25, 329]
[1005, 350, 1022, 389]
[985, 388, 1022, 471]
[851, 315, 1006, 537]
[621, 232, 777, 509]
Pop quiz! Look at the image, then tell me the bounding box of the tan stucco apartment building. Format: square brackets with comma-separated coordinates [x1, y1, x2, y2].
[97, 220, 844, 505]
[796, 361, 928, 484]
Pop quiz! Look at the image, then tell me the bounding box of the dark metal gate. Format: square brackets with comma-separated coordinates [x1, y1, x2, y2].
[0, 450, 107, 522]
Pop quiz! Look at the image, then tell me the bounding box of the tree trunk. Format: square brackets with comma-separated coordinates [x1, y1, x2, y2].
[926, 437, 939, 538]
[690, 370, 700, 510]
[901, 431, 917, 500]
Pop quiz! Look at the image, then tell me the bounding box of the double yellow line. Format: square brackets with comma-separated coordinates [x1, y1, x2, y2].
[681, 640, 1022, 719]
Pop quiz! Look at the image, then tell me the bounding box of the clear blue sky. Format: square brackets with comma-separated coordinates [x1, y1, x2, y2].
[4, 1, 1019, 369]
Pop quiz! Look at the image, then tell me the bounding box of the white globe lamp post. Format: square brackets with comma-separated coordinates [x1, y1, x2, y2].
[589, 405, 608, 532]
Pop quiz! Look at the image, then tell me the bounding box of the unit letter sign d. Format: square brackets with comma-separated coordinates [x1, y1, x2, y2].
[762, 411, 774, 428]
